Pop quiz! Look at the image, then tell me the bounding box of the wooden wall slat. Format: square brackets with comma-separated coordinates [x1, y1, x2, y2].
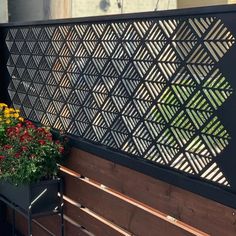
[6, 146, 236, 235]
[6, 208, 58, 236]
[6, 200, 126, 236]
[64, 216, 91, 236]
[6, 207, 92, 236]
[64, 200, 125, 236]
[65, 226, 90, 236]
[36, 217, 91, 236]
[66, 148, 236, 236]
[63, 172, 195, 236]
[36, 215, 61, 235]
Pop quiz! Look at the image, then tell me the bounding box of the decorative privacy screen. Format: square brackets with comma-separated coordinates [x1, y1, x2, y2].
[4, 9, 236, 192]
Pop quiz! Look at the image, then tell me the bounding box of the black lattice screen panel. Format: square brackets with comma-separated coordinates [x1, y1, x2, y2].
[4, 12, 236, 190]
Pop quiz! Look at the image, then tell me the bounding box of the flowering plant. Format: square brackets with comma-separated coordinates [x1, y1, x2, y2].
[0, 103, 64, 185]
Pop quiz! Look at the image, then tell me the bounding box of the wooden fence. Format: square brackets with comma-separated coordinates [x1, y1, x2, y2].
[5, 147, 236, 236]
[2, 4, 236, 235]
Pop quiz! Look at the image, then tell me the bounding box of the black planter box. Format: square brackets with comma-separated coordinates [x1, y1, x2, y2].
[0, 179, 60, 214]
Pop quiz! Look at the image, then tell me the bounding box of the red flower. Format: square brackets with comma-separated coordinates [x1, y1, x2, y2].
[20, 132, 32, 142]
[0, 155, 5, 160]
[4, 144, 12, 149]
[25, 120, 33, 126]
[6, 127, 19, 137]
[25, 120, 35, 129]
[38, 140, 46, 145]
[37, 127, 45, 133]
[21, 146, 28, 152]
[16, 123, 23, 128]
[45, 133, 52, 141]
[14, 153, 20, 158]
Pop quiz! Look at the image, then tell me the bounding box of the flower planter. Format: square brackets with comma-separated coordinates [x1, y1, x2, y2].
[0, 179, 60, 214]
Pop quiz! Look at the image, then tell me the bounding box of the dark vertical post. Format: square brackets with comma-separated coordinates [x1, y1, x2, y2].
[0, 26, 11, 105]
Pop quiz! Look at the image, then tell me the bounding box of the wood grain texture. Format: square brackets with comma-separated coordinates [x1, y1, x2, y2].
[6, 208, 57, 236]
[6, 198, 128, 236]
[65, 148, 236, 236]
[6, 146, 236, 235]
[6, 207, 91, 236]
[63, 171, 195, 236]
[64, 200, 127, 236]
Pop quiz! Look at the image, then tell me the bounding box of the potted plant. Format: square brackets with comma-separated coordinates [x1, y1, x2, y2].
[0, 103, 65, 214]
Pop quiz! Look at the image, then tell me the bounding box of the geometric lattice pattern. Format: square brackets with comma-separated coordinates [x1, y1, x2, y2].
[5, 17, 235, 187]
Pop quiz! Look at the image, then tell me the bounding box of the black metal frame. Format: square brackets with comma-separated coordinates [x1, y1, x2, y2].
[0, 179, 64, 236]
[1, 4, 236, 209]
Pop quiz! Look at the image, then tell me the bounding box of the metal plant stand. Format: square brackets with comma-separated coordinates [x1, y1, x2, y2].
[0, 179, 64, 236]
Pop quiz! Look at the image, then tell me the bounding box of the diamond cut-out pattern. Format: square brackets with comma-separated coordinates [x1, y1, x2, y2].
[5, 16, 235, 187]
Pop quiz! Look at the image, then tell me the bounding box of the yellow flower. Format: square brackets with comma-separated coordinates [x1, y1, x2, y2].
[18, 117, 24, 122]
[4, 113, 10, 118]
[0, 103, 7, 108]
[9, 108, 15, 112]
[5, 119, 11, 124]
[13, 113, 19, 118]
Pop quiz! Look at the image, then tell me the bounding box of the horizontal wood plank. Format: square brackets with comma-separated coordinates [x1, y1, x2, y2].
[65, 148, 236, 236]
[6, 208, 56, 236]
[64, 198, 127, 236]
[63, 171, 196, 236]
[6, 200, 126, 236]
[6, 147, 236, 235]
[6, 207, 92, 236]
